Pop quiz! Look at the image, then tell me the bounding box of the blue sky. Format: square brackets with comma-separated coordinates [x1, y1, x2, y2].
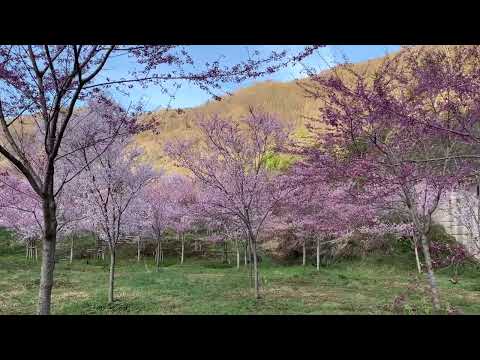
[101, 45, 400, 111]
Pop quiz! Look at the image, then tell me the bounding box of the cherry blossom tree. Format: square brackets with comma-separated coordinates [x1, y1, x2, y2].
[142, 177, 173, 270]
[300, 50, 472, 311]
[59, 104, 156, 303]
[165, 111, 292, 299]
[162, 174, 197, 265]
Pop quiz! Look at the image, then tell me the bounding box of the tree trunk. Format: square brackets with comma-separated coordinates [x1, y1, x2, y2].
[223, 241, 228, 263]
[37, 196, 58, 315]
[414, 238, 422, 273]
[108, 247, 116, 303]
[247, 241, 253, 286]
[236, 239, 240, 269]
[69, 236, 74, 264]
[251, 238, 260, 299]
[156, 238, 161, 271]
[244, 242, 248, 266]
[419, 233, 441, 311]
[316, 237, 320, 271]
[180, 233, 184, 264]
[302, 239, 306, 266]
[137, 237, 141, 262]
[406, 197, 441, 312]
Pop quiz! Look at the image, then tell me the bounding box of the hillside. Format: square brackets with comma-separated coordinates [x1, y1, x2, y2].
[133, 54, 391, 171]
[134, 80, 317, 170]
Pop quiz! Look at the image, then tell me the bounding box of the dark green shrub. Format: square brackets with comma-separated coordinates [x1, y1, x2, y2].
[426, 223, 456, 244]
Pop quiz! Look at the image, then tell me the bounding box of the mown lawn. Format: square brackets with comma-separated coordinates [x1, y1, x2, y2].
[1, 230, 480, 315]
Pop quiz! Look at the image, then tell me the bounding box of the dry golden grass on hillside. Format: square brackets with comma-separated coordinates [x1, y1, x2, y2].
[134, 79, 328, 171]
[132, 47, 417, 171]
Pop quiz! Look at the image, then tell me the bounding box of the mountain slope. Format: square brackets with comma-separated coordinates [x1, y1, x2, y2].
[134, 54, 393, 170]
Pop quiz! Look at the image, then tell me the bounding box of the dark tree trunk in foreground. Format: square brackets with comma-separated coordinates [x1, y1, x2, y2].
[316, 238, 320, 271]
[37, 196, 57, 315]
[108, 247, 116, 303]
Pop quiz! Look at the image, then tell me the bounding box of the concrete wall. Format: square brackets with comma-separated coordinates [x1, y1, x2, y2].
[432, 185, 480, 258]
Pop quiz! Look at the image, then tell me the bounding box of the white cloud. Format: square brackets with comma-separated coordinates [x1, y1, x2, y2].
[252, 45, 335, 81]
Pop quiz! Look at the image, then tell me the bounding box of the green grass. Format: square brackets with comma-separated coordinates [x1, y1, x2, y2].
[1, 230, 480, 315]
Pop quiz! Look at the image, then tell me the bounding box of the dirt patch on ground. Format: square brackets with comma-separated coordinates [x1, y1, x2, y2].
[186, 273, 225, 281]
[224, 284, 341, 305]
[0, 289, 26, 298]
[53, 290, 90, 302]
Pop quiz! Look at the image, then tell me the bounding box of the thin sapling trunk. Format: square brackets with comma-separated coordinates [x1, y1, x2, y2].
[414, 238, 422, 274]
[156, 237, 161, 271]
[419, 233, 441, 311]
[180, 233, 184, 264]
[302, 239, 306, 266]
[108, 246, 116, 303]
[70, 236, 75, 264]
[251, 237, 260, 299]
[137, 237, 141, 262]
[236, 239, 240, 269]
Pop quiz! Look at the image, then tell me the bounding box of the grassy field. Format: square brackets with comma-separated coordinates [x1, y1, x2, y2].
[1, 230, 480, 315]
